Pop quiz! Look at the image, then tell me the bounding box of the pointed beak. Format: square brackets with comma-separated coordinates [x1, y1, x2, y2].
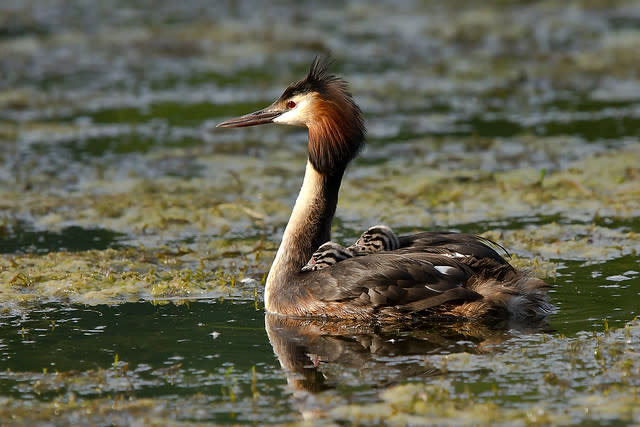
[216, 106, 284, 128]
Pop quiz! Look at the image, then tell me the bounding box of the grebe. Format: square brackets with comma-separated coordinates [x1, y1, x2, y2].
[348, 225, 399, 256]
[217, 58, 552, 321]
[302, 225, 398, 271]
[302, 241, 354, 272]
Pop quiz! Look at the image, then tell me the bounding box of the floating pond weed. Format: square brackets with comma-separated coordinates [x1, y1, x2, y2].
[1, 0, 640, 424]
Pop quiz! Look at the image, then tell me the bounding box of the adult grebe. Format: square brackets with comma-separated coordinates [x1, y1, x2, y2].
[217, 58, 552, 321]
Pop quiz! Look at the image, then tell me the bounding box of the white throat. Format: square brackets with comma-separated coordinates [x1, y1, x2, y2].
[264, 160, 325, 312]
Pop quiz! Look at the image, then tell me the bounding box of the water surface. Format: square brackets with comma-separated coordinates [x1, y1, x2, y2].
[1, 0, 640, 424]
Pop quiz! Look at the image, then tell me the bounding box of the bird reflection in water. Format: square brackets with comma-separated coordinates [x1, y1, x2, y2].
[265, 313, 550, 419]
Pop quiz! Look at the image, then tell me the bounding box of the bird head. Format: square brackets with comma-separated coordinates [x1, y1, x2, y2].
[217, 58, 365, 176]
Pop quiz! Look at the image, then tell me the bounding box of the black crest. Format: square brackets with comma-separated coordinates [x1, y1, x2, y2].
[278, 57, 342, 101]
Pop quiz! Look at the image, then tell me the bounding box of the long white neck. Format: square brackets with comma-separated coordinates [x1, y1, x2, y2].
[264, 160, 342, 313]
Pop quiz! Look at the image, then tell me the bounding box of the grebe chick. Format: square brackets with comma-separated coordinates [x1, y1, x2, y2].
[217, 58, 553, 321]
[303, 225, 398, 271]
[302, 241, 354, 271]
[348, 225, 399, 256]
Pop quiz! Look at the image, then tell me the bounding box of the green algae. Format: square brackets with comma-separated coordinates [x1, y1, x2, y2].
[0, 245, 267, 309]
[343, 143, 640, 226]
[485, 221, 640, 261]
[0, 144, 637, 309]
[2, 0, 640, 424]
[325, 319, 640, 426]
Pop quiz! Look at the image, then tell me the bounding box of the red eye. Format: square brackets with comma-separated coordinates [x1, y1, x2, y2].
[287, 101, 296, 109]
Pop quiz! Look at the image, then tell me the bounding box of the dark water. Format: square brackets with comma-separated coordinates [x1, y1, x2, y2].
[0, 266, 637, 423]
[2, 0, 640, 424]
[552, 255, 639, 333]
[0, 302, 290, 423]
[0, 255, 637, 423]
[0, 223, 125, 254]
